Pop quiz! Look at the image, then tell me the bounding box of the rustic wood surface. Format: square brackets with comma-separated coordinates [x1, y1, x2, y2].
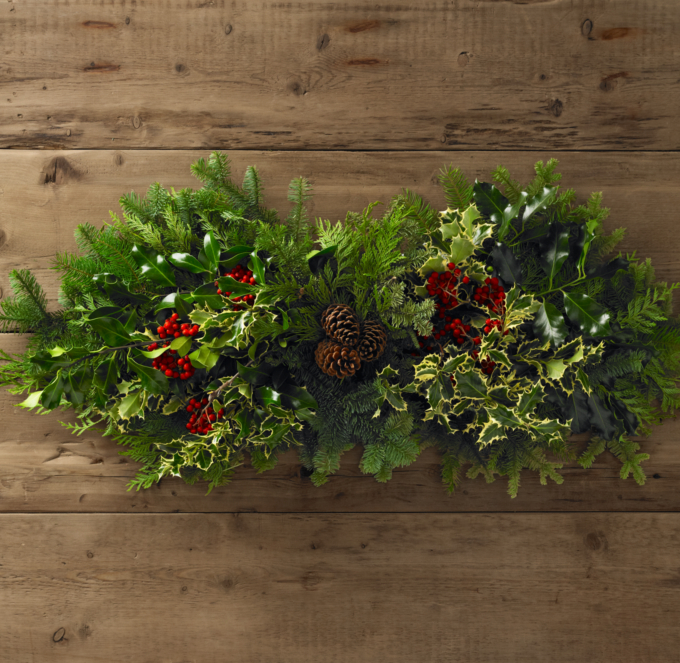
[1, 513, 680, 663]
[2, 1, 680, 660]
[0, 0, 678, 150]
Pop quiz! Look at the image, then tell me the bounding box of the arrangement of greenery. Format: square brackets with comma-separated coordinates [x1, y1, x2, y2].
[1, 152, 678, 497]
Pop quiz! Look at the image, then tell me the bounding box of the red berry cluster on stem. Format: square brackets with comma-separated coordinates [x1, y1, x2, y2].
[474, 277, 506, 314]
[148, 342, 196, 380]
[215, 264, 257, 311]
[156, 312, 200, 340]
[185, 397, 225, 435]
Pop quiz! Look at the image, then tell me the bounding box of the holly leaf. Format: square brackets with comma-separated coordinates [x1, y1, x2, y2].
[131, 245, 176, 286]
[455, 370, 488, 400]
[119, 390, 143, 420]
[563, 293, 611, 337]
[473, 182, 508, 225]
[491, 243, 523, 285]
[94, 354, 119, 394]
[127, 355, 169, 395]
[203, 231, 221, 273]
[566, 386, 591, 434]
[249, 253, 266, 286]
[156, 292, 194, 318]
[62, 365, 92, 406]
[220, 245, 254, 269]
[540, 224, 571, 282]
[89, 317, 132, 347]
[40, 371, 66, 410]
[522, 187, 556, 224]
[279, 384, 318, 411]
[533, 302, 569, 347]
[588, 391, 618, 440]
[499, 191, 528, 241]
[191, 283, 224, 310]
[169, 252, 210, 274]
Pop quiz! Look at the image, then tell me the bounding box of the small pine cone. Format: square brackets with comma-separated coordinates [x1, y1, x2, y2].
[357, 320, 388, 362]
[320, 304, 360, 347]
[315, 339, 362, 378]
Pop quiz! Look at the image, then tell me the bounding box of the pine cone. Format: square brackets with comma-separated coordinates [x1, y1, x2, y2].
[357, 320, 388, 362]
[320, 304, 360, 347]
[315, 339, 362, 378]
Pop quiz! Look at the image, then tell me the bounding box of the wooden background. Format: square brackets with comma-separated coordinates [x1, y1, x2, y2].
[1, 1, 679, 661]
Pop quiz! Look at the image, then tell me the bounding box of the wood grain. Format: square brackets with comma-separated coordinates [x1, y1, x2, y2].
[0, 1, 678, 150]
[1, 513, 679, 663]
[1, 332, 678, 514]
[1, 150, 679, 310]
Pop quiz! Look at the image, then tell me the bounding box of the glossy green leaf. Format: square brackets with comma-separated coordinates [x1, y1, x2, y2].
[40, 372, 66, 410]
[156, 292, 194, 318]
[62, 365, 92, 406]
[588, 391, 618, 440]
[188, 346, 221, 371]
[566, 386, 590, 434]
[540, 225, 571, 281]
[191, 283, 224, 309]
[455, 370, 488, 400]
[203, 232, 221, 273]
[169, 252, 210, 274]
[517, 383, 544, 417]
[499, 191, 528, 241]
[131, 244, 176, 286]
[220, 245, 254, 269]
[522, 186, 556, 224]
[533, 302, 569, 347]
[448, 237, 475, 264]
[19, 390, 43, 409]
[563, 293, 611, 337]
[170, 334, 193, 356]
[94, 354, 119, 393]
[119, 390, 143, 420]
[491, 243, 523, 285]
[127, 355, 169, 395]
[89, 317, 133, 347]
[472, 182, 508, 225]
[237, 361, 274, 386]
[215, 276, 257, 295]
[249, 253, 266, 286]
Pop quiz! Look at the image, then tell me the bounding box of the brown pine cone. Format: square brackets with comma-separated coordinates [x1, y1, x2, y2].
[320, 304, 360, 347]
[357, 320, 388, 362]
[315, 339, 362, 378]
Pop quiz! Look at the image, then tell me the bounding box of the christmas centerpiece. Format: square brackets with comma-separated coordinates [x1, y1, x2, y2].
[1, 153, 678, 497]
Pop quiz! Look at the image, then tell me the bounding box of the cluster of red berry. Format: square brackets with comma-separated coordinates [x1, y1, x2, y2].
[156, 312, 200, 340]
[483, 317, 508, 336]
[473, 277, 506, 314]
[185, 397, 225, 435]
[215, 265, 257, 311]
[148, 342, 196, 380]
[426, 262, 461, 316]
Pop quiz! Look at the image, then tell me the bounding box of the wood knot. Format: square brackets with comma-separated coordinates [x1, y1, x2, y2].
[84, 62, 120, 72]
[82, 20, 115, 29]
[457, 52, 470, 68]
[114, 153, 124, 167]
[548, 98, 563, 117]
[0, 229, 6, 249]
[316, 33, 330, 50]
[175, 63, 188, 74]
[125, 16, 130, 25]
[581, 19, 593, 37]
[43, 156, 83, 185]
[132, 115, 141, 129]
[86, 551, 94, 559]
[53, 628, 66, 643]
[584, 530, 608, 552]
[224, 23, 233, 35]
[347, 20, 380, 33]
[600, 72, 628, 92]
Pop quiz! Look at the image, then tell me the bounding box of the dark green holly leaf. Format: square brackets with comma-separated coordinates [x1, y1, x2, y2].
[588, 391, 618, 440]
[566, 386, 590, 434]
[131, 245, 176, 286]
[249, 252, 266, 286]
[203, 231, 221, 273]
[307, 246, 337, 274]
[533, 302, 569, 347]
[94, 354, 119, 394]
[540, 224, 571, 281]
[611, 397, 639, 435]
[89, 317, 133, 347]
[563, 293, 611, 337]
[455, 370, 488, 400]
[156, 292, 194, 318]
[88, 305, 124, 321]
[271, 364, 292, 391]
[169, 252, 210, 274]
[517, 224, 550, 244]
[220, 245, 254, 269]
[40, 371, 66, 410]
[473, 182, 508, 225]
[93, 273, 151, 306]
[191, 283, 224, 309]
[279, 384, 317, 411]
[522, 186, 556, 224]
[499, 191, 528, 241]
[62, 365, 92, 406]
[127, 355, 169, 395]
[491, 243, 523, 285]
[237, 361, 275, 386]
[119, 309, 138, 334]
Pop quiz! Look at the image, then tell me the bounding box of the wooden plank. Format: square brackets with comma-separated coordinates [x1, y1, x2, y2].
[0, 1, 678, 150]
[1, 513, 679, 662]
[1, 150, 679, 310]
[2, 332, 679, 514]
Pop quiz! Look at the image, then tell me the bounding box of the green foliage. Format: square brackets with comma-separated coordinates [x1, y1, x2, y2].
[1, 153, 677, 498]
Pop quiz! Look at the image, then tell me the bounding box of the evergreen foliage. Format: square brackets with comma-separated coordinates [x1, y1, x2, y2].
[1, 153, 677, 498]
